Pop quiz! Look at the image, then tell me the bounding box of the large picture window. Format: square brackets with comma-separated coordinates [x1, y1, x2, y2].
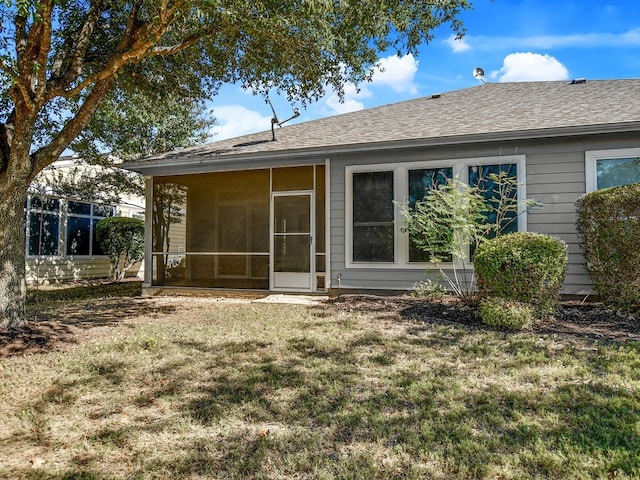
[66, 201, 114, 256]
[26, 195, 115, 257]
[585, 149, 640, 192]
[346, 156, 526, 268]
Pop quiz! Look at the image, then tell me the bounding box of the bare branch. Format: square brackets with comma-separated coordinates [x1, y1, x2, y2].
[14, 14, 28, 59]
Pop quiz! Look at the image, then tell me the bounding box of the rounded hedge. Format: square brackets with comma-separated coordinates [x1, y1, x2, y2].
[480, 297, 535, 330]
[575, 183, 640, 312]
[474, 232, 568, 316]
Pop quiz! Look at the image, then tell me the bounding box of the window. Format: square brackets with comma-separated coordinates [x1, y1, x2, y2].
[346, 156, 526, 268]
[585, 149, 640, 192]
[25, 195, 115, 257]
[408, 167, 453, 262]
[27, 196, 60, 256]
[352, 171, 395, 262]
[66, 201, 114, 256]
[468, 163, 518, 237]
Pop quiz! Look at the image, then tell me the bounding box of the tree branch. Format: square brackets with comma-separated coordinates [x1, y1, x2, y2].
[52, 0, 105, 89]
[34, 0, 54, 101]
[48, 0, 195, 100]
[12, 14, 35, 108]
[32, 76, 116, 175]
[0, 60, 33, 107]
[149, 34, 202, 57]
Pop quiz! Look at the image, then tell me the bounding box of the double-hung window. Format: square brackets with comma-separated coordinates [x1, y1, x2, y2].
[346, 155, 526, 267]
[585, 148, 640, 192]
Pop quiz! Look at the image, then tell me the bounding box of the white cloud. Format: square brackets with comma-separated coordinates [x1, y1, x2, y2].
[492, 52, 570, 82]
[323, 82, 372, 115]
[323, 53, 418, 115]
[210, 105, 272, 140]
[372, 54, 419, 93]
[446, 34, 472, 53]
[461, 28, 640, 51]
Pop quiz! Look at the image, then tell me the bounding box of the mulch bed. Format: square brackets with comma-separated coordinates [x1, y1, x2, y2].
[2, 294, 639, 359]
[326, 295, 640, 343]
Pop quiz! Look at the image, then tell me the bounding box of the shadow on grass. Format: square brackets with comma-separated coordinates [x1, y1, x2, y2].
[27, 279, 142, 303]
[1, 282, 174, 358]
[177, 336, 640, 479]
[6, 304, 640, 479]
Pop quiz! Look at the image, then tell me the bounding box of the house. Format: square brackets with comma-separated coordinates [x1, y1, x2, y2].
[124, 79, 640, 296]
[26, 156, 145, 284]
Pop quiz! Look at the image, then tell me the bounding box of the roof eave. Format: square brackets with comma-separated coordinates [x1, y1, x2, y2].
[124, 121, 640, 176]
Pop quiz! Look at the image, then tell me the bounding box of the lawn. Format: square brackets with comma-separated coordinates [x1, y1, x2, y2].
[1, 286, 639, 479]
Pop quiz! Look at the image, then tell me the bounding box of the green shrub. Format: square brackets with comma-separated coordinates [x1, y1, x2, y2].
[480, 297, 535, 330]
[411, 279, 446, 301]
[96, 217, 145, 281]
[474, 232, 568, 316]
[576, 183, 640, 312]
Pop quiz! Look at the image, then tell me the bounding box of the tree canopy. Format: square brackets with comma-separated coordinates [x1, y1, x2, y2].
[0, 0, 472, 328]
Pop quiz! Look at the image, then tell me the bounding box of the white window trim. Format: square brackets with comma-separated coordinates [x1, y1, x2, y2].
[345, 155, 527, 269]
[585, 148, 640, 193]
[345, 165, 399, 268]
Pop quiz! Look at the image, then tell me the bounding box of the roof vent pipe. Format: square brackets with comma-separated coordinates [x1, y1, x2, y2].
[570, 78, 587, 84]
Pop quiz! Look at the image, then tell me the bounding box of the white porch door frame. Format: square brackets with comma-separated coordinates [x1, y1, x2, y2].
[270, 191, 315, 292]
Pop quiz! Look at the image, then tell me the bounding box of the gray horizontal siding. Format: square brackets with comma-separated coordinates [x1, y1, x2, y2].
[327, 134, 640, 295]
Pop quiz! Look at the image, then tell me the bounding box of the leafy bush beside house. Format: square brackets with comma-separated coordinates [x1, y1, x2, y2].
[95, 217, 145, 281]
[479, 297, 535, 330]
[398, 174, 540, 304]
[576, 183, 640, 312]
[474, 232, 568, 317]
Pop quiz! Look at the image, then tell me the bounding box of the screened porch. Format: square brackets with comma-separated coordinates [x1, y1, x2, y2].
[151, 165, 326, 292]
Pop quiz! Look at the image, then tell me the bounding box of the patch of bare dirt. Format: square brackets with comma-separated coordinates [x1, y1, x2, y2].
[326, 294, 640, 343]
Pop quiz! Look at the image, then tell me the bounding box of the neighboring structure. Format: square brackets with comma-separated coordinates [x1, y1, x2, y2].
[125, 79, 640, 296]
[26, 156, 145, 284]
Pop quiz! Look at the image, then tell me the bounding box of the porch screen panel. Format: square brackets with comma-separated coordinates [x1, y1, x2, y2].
[152, 170, 270, 289]
[272, 166, 314, 191]
[152, 180, 188, 286]
[407, 167, 453, 262]
[352, 171, 394, 262]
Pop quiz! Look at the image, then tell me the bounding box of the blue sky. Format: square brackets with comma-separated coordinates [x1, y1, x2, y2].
[210, 0, 640, 141]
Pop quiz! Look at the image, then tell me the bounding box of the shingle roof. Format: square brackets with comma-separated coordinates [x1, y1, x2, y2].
[127, 79, 640, 170]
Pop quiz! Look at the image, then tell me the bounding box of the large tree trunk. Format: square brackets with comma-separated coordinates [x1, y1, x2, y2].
[0, 179, 29, 329]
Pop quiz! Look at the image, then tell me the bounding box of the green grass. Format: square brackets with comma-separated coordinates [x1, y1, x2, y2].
[1, 294, 639, 479]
